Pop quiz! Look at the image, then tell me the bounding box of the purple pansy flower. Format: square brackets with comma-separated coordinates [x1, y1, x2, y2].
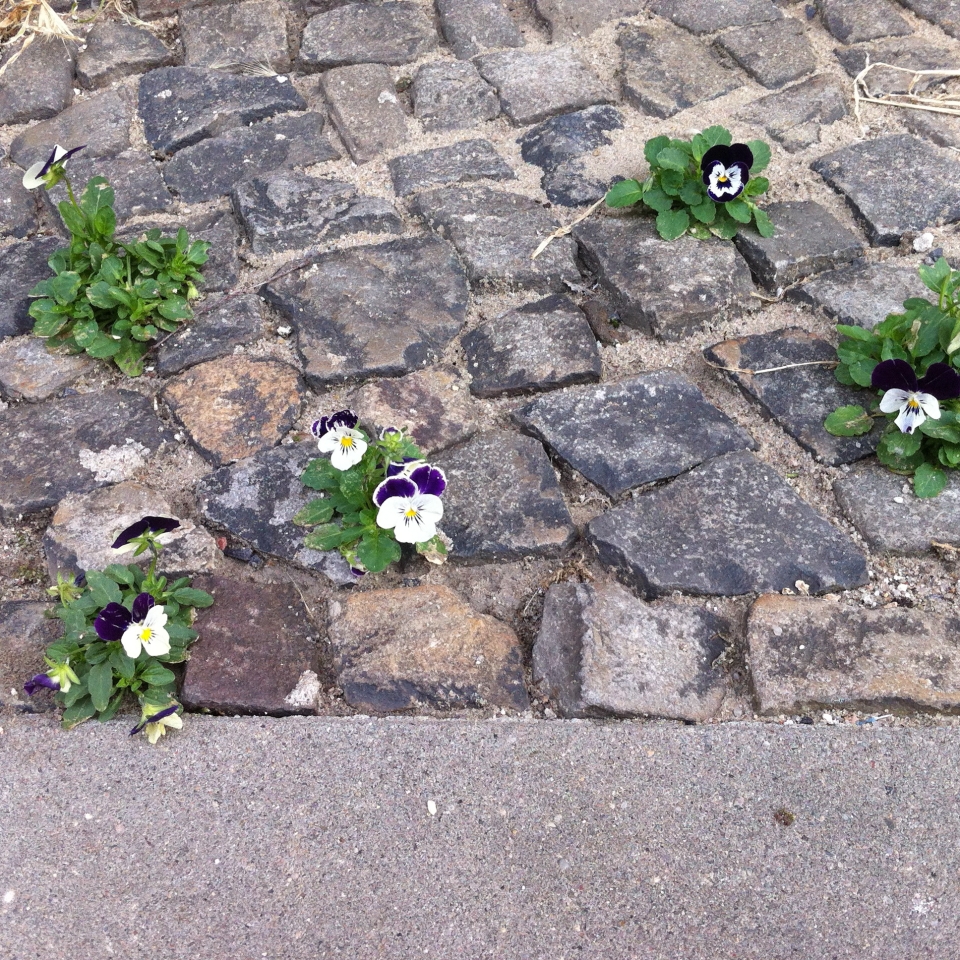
[22, 144, 86, 190]
[130, 703, 183, 744]
[311, 409, 358, 439]
[312, 409, 367, 469]
[700, 143, 753, 203]
[373, 474, 444, 544]
[407, 464, 446, 498]
[24, 673, 60, 696]
[872, 359, 960, 434]
[111, 516, 180, 549]
[95, 593, 170, 658]
[130, 703, 179, 736]
[386, 457, 423, 478]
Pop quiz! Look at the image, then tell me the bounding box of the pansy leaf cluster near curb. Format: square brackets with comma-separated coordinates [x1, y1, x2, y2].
[605, 125, 774, 241]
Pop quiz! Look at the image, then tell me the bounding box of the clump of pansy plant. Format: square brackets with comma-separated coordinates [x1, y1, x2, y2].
[605, 125, 774, 241]
[825, 257, 960, 497]
[24, 517, 213, 741]
[22, 144, 210, 377]
[296, 410, 450, 575]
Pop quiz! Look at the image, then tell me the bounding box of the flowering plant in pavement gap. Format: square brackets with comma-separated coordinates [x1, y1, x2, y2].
[297, 410, 450, 575]
[24, 517, 213, 741]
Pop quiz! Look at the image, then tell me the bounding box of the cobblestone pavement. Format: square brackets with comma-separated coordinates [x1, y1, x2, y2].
[3, 0, 960, 731]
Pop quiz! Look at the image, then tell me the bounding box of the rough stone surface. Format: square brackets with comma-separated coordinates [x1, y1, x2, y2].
[138, 67, 306, 155]
[704, 328, 881, 466]
[262, 236, 468, 388]
[196, 443, 352, 583]
[182, 577, 319, 716]
[0, 337, 91, 402]
[411, 186, 581, 293]
[650, 0, 782, 33]
[619, 21, 739, 119]
[834, 461, 960, 554]
[320, 63, 409, 163]
[412, 61, 500, 131]
[162, 356, 302, 466]
[464, 295, 601, 398]
[76, 21, 176, 89]
[0, 237, 62, 340]
[434, 430, 577, 562]
[904, 110, 960, 151]
[180, 0, 290, 71]
[298, 1, 437, 69]
[0, 390, 171, 519]
[0, 602, 61, 709]
[327, 586, 529, 713]
[816, 0, 911, 42]
[42, 481, 221, 581]
[515, 372, 756, 496]
[733, 200, 864, 291]
[0, 37, 74, 125]
[574, 216, 756, 339]
[388, 140, 514, 197]
[233, 173, 402, 255]
[0, 168, 37, 239]
[134, 0, 234, 17]
[715, 18, 815, 89]
[747, 594, 960, 714]
[812, 135, 960, 246]
[162, 112, 339, 204]
[474, 48, 612, 126]
[533, 0, 646, 39]
[834, 37, 955, 92]
[897, 0, 960, 39]
[587, 451, 869, 598]
[436, 0, 523, 59]
[534, 582, 731, 721]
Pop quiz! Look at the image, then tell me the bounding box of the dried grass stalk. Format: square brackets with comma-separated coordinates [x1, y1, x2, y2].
[853, 59, 960, 125]
[0, 0, 81, 77]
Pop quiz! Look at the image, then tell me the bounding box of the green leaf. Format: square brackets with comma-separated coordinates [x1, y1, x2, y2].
[186, 241, 210, 265]
[742, 176, 769, 197]
[88, 661, 115, 713]
[99, 256, 124, 285]
[688, 223, 711, 240]
[301, 458, 341, 492]
[877, 430, 925, 472]
[157, 296, 191, 321]
[642, 186, 674, 213]
[94, 206, 116, 239]
[62, 698, 97, 730]
[86, 570, 122, 607]
[914, 462, 948, 498]
[171, 587, 214, 608]
[644, 135, 671, 166]
[918, 257, 951, 295]
[355, 528, 402, 574]
[31, 305, 70, 338]
[746, 140, 772, 174]
[691, 125, 731, 161]
[939, 442, 960, 467]
[679, 181, 704, 205]
[660, 169, 684, 195]
[912, 313, 946, 358]
[114, 338, 147, 377]
[725, 200, 752, 224]
[98, 691, 125, 723]
[293, 498, 335, 526]
[709, 213, 738, 240]
[824, 405, 873, 437]
[605, 178, 643, 207]
[848, 358, 878, 387]
[81, 176, 115, 221]
[304, 523, 350, 552]
[139, 662, 176, 686]
[50, 271, 82, 305]
[751, 207, 775, 238]
[919, 412, 960, 443]
[339, 467, 368, 507]
[656, 208, 690, 241]
[836, 324, 877, 343]
[166, 622, 198, 643]
[656, 146, 691, 173]
[71, 318, 101, 348]
[58, 200, 88, 237]
[109, 648, 137, 681]
[881, 339, 910, 363]
[84, 333, 122, 358]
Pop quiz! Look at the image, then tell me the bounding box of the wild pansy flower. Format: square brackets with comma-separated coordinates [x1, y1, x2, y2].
[24, 673, 60, 696]
[872, 359, 960, 434]
[373, 465, 445, 543]
[700, 143, 753, 202]
[111, 516, 181, 550]
[130, 703, 182, 744]
[95, 592, 170, 658]
[312, 409, 367, 470]
[24, 659, 80, 696]
[22, 144, 86, 190]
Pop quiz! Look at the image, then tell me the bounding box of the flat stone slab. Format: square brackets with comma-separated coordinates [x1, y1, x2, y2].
[812, 135, 960, 246]
[138, 66, 306, 154]
[574, 216, 756, 339]
[904, 111, 960, 151]
[898, 0, 960, 39]
[587, 450, 869, 598]
[134, 0, 233, 16]
[436, 0, 523, 59]
[816, 0, 911, 43]
[834, 37, 956, 93]
[534, 582, 731, 721]
[76, 21, 175, 89]
[747, 594, 960, 714]
[533, 0, 645, 39]
[162, 356, 302, 466]
[411, 185, 581, 293]
[182, 577, 319, 716]
[834, 461, 960, 554]
[733, 200, 864, 292]
[474, 47, 612, 126]
[715, 18, 815, 89]
[412, 61, 500, 131]
[649, 0, 782, 33]
[195, 442, 352, 583]
[0, 602, 62, 710]
[463, 294, 601, 398]
[0, 389, 171, 520]
[0, 337, 91, 402]
[619, 20, 740, 119]
[0, 35, 74, 125]
[0, 238, 62, 340]
[434, 430, 577, 562]
[388, 140, 514, 198]
[327, 585, 529, 713]
[0, 168, 35, 239]
[515, 371, 755, 496]
[704, 328, 881, 466]
[180, 0, 290, 71]
[262, 236, 468, 388]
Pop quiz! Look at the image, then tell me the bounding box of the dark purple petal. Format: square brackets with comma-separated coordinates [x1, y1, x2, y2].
[94, 602, 132, 642]
[918, 362, 960, 401]
[408, 465, 446, 498]
[350, 567, 366, 578]
[131, 592, 156, 623]
[24, 674, 59, 696]
[373, 476, 417, 506]
[727, 143, 754, 170]
[311, 409, 358, 438]
[386, 457, 419, 477]
[701, 143, 754, 183]
[130, 702, 179, 736]
[871, 358, 919, 393]
[112, 516, 180, 548]
[60, 144, 86, 164]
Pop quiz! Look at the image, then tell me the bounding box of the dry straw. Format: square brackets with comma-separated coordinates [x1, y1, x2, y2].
[853, 59, 960, 125]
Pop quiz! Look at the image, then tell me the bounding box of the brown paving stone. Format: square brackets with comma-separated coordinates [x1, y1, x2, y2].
[0, 338, 92, 402]
[180, 0, 290, 71]
[0, 602, 61, 710]
[76, 21, 176, 89]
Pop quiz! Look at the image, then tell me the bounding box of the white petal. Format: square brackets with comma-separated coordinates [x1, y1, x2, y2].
[52, 145, 68, 163]
[163, 713, 183, 731]
[879, 389, 911, 413]
[376, 497, 409, 531]
[916, 391, 941, 420]
[895, 405, 924, 434]
[22, 161, 47, 189]
[413, 493, 443, 525]
[120, 625, 142, 659]
[144, 605, 167, 630]
[329, 437, 366, 470]
[141, 625, 170, 657]
[316, 433, 339, 453]
[394, 513, 437, 544]
[146, 723, 164, 744]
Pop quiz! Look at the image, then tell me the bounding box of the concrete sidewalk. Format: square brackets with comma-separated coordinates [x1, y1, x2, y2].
[1, 715, 958, 960]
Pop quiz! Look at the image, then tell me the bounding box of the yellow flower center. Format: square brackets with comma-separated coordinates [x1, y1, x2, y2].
[718, 175, 728, 183]
[907, 397, 920, 409]
[405, 508, 418, 518]
[140, 627, 152, 642]
[340, 436, 354, 448]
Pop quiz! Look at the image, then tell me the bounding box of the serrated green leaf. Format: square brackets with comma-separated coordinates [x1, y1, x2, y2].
[690, 199, 716, 224]
[171, 587, 214, 608]
[62, 698, 97, 730]
[678, 181, 703, 205]
[605, 178, 643, 207]
[743, 176, 769, 197]
[642, 185, 673, 213]
[356, 528, 402, 574]
[914, 462, 948, 498]
[752, 207, 775, 238]
[644, 135, 671, 166]
[917, 257, 951, 295]
[88, 661, 114, 713]
[293, 498, 335, 526]
[709, 213, 738, 240]
[824, 406, 873, 437]
[660, 169, 684, 195]
[656, 208, 690, 241]
[725, 200, 752, 224]
[688, 223, 711, 240]
[301, 458, 341, 492]
[848, 358, 878, 387]
[50, 271, 82, 305]
[139, 662, 176, 686]
[86, 570, 122, 607]
[656, 146, 691, 173]
[877, 430, 925, 472]
[746, 140, 772, 174]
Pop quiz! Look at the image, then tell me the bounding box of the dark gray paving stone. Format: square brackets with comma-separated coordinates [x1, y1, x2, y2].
[139, 66, 306, 155]
[180, 0, 290, 71]
[389, 139, 514, 197]
[0, 602, 62, 711]
[519, 105, 624, 174]
[515, 371, 756, 496]
[532, 0, 646, 39]
[748, 594, 960, 714]
[715, 18, 815, 89]
[232, 173, 403, 256]
[834, 460, 960, 554]
[434, 430, 577, 562]
[262, 236, 468, 388]
[0, 237, 64, 340]
[0, 168, 37, 239]
[0, 337, 92, 402]
[320, 63, 409, 163]
[328, 585, 529, 713]
[76, 21, 176, 89]
[412, 61, 501, 131]
[540, 162, 613, 208]
[738, 75, 848, 153]
[534, 582, 731, 721]
[134, 0, 233, 17]
[411, 185, 581, 293]
[816, 0, 911, 41]
[733, 200, 864, 291]
[0, 37, 74, 125]
[162, 112, 339, 204]
[904, 111, 960, 151]
[587, 450, 869, 598]
[0, 389, 172, 519]
[182, 576, 319, 716]
[298, 1, 437, 69]
[574, 216, 756, 339]
[619, 20, 740, 119]
[464, 294, 601, 398]
[812, 135, 960, 246]
[834, 36, 955, 91]
[649, 0, 782, 33]
[196, 442, 353, 583]
[436, 0, 523, 59]
[704, 327, 881, 466]
[474, 47, 612, 126]
[897, 0, 960, 38]
[787, 259, 929, 329]
[155, 294, 268, 376]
